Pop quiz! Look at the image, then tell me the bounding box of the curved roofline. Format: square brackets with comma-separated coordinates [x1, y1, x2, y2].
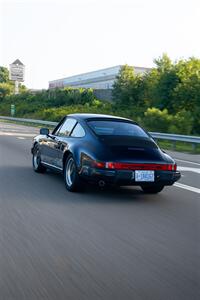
[67, 113, 133, 122]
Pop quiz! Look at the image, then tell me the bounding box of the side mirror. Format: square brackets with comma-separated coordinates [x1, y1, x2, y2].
[40, 128, 49, 135]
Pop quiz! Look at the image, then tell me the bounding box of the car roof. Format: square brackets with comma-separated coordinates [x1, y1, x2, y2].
[67, 113, 133, 122]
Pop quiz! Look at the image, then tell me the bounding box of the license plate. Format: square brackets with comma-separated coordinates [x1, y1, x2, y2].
[135, 170, 155, 182]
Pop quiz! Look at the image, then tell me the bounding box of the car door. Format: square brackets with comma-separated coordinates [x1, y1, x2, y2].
[43, 118, 77, 170]
[40, 118, 65, 166]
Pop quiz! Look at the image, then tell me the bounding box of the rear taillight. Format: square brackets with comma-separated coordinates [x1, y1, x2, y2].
[166, 164, 177, 171]
[105, 162, 177, 171]
[105, 162, 115, 169]
[172, 164, 177, 171]
[91, 161, 177, 171]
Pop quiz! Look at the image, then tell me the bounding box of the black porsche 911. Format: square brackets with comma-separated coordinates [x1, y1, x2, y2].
[31, 113, 181, 193]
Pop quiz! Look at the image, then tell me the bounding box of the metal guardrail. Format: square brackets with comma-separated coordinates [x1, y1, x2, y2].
[0, 116, 200, 149]
[149, 132, 200, 144]
[0, 116, 57, 126]
[149, 132, 200, 150]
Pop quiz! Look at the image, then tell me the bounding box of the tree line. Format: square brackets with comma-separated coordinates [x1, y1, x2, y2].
[0, 54, 199, 135]
[112, 54, 200, 134]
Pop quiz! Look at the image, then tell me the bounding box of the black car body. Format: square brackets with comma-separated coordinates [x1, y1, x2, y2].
[31, 113, 181, 193]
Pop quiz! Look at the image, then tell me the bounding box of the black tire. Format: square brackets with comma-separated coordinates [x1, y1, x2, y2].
[141, 184, 164, 194]
[32, 146, 46, 173]
[64, 154, 83, 192]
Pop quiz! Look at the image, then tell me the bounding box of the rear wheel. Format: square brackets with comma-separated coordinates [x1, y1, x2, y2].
[32, 146, 46, 173]
[64, 155, 83, 192]
[141, 184, 164, 194]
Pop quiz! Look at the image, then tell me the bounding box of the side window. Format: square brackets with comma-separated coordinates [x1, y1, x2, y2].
[58, 118, 77, 137]
[52, 117, 66, 135]
[71, 123, 85, 138]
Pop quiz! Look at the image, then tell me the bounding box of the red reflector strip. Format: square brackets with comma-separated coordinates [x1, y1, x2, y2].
[106, 162, 176, 171]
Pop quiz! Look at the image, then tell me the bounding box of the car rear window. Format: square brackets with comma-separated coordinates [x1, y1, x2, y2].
[87, 120, 149, 138]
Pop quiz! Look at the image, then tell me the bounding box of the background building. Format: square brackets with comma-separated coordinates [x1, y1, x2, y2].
[49, 65, 151, 101]
[49, 65, 151, 90]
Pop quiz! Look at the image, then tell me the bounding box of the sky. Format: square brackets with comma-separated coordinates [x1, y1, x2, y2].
[0, 0, 200, 89]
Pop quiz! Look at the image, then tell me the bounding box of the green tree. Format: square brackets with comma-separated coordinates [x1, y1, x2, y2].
[171, 58, 200, 133]
[0, 83, 13, 100]
[142, 55, 200, 133]
[0, 66, 10, 83]
[154, 53, 172, 72]
[143, 54, 179, 110]
[172, 58, 200, 111]
[112, 65, 144, 110]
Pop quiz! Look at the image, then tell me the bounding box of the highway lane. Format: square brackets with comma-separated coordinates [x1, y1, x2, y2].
[166, 150, 200, 190]
[0, 122, 199, 300]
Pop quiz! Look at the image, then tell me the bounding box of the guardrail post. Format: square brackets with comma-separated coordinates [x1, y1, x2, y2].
[192, 143, 196, 152]
[172, 141, 176, 150]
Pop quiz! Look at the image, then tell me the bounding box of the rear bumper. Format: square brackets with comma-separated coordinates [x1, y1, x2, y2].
[80, 167, 181, 186]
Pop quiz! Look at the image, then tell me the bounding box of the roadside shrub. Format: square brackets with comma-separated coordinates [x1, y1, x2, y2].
[170, 110, 193, 135]
[0, 87, 98, 117]
[143, 108, 172, 132]
[27, 101, 113, 122]
[143, 107, 194, 134]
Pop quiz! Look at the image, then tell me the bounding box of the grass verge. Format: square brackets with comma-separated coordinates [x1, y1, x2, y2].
[157, 140, 200, 154]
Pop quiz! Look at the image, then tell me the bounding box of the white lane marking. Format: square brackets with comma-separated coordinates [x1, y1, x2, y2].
[0, 131, 35, 137]
[17, 137, 26, 140]
[175, 159, 200, 166]
[174, 183, 200, 194]
[178, 166, 200, 174]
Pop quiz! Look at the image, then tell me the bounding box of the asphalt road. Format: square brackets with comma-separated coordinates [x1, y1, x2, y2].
[0, 122, 199, 300]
